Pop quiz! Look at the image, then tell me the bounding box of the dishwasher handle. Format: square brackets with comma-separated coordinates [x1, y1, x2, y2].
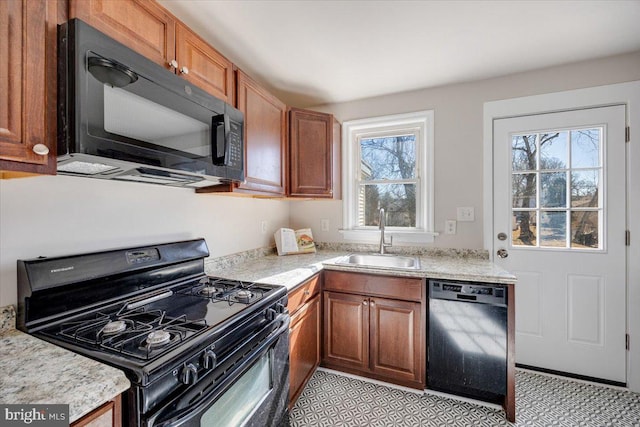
[429, 280, 507, 306]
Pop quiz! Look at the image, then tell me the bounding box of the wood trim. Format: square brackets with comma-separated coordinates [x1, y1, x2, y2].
[71, 394, 121, 427]
[503, 283, 516, 422]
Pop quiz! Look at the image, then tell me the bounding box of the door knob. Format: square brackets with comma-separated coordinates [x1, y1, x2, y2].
[497, 249, 508, 258]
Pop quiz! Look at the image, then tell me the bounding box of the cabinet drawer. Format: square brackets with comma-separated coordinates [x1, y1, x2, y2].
[288, 274, 321, 314]
[324, 271, 423, 302]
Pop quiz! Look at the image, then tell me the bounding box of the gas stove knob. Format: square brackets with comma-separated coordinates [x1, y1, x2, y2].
[202, 349, 217, 370]
[275, 303, 285, 314]
[266, 308, 277, 321]
[180, 363, 198, 385]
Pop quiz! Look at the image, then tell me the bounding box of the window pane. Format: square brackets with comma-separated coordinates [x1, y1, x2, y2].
[571, 211, 599, 248]
[512, 173, 536, 208]
[358, 184, 416, 227]
[539, 132, 567, 169]
[540, 172, 566, 208]
[540, 211, 566, 247]
[512, 211, 536, 246]
[360, 135, 416, 180]
[512, 134, 537, 171]
[571, 129, 601, 168]
[571, 170, 599, 207]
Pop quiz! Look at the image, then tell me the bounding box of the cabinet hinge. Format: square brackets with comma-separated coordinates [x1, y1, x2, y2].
[626, 334, 630, 350]
[626, 126, 630, 143]
[626, 230, 631, 246]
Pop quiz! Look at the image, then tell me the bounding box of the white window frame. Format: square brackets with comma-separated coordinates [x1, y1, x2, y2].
[340, 110, 437, 243]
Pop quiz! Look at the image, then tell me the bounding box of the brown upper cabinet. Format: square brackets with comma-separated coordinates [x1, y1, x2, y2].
[289, 108, 341, 199]
[235, 70, 287, 195]
[0, 0, 58, 176]
[69, 0, 234, 103]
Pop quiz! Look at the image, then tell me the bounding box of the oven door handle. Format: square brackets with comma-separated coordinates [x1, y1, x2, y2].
[149, 315, 289, 427]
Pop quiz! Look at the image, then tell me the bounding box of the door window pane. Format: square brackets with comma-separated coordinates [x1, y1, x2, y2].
[540, 132, 567, 169]
[571, 211, 599, 248]
[540, 211, 567, 247]
[571, 170, 599, 207]
[540, 172, 567, 208]
[512, 135, 537, 171]
[571, 129, 600, 168]
[512, 211, 537, 246]
[512, 174, 537, 208]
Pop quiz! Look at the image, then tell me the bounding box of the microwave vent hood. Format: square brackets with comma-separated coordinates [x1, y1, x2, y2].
[57, 19, 244, 188]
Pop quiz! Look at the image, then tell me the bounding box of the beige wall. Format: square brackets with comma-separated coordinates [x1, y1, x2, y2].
[290, 51, 640, 249]
[0, 175, 290, 306]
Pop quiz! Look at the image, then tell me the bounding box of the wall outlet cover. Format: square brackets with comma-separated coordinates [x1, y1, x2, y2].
[445, 220, 457, 234]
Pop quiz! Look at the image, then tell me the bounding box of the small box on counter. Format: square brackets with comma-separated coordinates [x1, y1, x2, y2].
[274, 228, 316, 256]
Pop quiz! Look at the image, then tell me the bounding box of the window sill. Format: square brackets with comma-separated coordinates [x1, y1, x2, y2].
[338, 229, 439, 244]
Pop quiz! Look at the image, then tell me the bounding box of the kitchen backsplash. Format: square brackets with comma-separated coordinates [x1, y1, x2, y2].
[0, 305, 16, 333]
[204, 243, 489, 272]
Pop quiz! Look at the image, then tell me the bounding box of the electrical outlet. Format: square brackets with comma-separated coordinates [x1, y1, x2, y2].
[457, 207, 475, 222]
[321, 219, 330, 232]
[445, 220, 457, 235]
[260, 220, 267, 234]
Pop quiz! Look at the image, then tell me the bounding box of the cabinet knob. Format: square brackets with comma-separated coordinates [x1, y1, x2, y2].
[168, 59, 178, 69]
[32, 144, 49, 156]
[370, 300, 375, 306]
[304, 289, 310, 296]
[180, 66, 189, 75]
[363, 300, 368, 306]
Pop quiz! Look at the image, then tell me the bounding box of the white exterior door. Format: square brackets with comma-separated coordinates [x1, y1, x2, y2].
[492, 105, 627, 383]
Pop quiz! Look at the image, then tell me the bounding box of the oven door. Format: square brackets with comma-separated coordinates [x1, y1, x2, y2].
[147, 315, 290, 427]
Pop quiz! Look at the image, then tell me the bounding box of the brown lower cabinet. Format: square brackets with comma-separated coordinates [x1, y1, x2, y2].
[71, 395, 121, 427]
[322, 271, 425, 390]
[288, 274, 322, 408]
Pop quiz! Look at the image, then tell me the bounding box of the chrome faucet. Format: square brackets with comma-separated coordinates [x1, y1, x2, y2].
[378, 208, 393, 254]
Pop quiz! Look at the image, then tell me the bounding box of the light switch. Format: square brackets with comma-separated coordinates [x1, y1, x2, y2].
[457, 207, 475, 222]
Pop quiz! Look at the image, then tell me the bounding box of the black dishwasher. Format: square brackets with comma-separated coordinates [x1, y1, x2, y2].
[428, 280, 507, 402]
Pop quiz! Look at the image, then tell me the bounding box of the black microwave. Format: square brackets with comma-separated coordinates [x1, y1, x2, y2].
[57, 19, 244, 187]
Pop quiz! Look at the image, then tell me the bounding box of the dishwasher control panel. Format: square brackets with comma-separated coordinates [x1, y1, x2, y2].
[430, 280, 507, 306]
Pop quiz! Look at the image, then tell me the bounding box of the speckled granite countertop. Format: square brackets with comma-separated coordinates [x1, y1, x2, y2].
[205, 249, 516, 290]
[0, 305, 130, 423]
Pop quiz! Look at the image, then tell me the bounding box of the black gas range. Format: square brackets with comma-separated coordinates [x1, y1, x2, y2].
[17, 239, 290, 427]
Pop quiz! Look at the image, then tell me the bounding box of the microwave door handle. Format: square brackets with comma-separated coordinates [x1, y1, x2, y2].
[212, 114, 229, 166]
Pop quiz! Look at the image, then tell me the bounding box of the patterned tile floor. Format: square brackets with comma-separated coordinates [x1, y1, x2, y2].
[290, 369, 640, 426]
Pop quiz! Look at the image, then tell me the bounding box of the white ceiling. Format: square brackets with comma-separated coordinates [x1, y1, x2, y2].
[157, 0, 640, 108]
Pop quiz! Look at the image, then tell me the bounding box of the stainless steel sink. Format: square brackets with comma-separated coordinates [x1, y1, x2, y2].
[335, 253, 421, 270]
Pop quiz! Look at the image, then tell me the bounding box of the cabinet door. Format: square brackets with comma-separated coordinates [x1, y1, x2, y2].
[370, 297, 423, 384]
[175, 23, 233, 103]
[235, 70, 287, 195]
[0, 0, 56, 175]
[289, 108, 333, 197]
[69, 0, 176, 69]
[289, 294, 321, 408]
[323, 291, 368, 370]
